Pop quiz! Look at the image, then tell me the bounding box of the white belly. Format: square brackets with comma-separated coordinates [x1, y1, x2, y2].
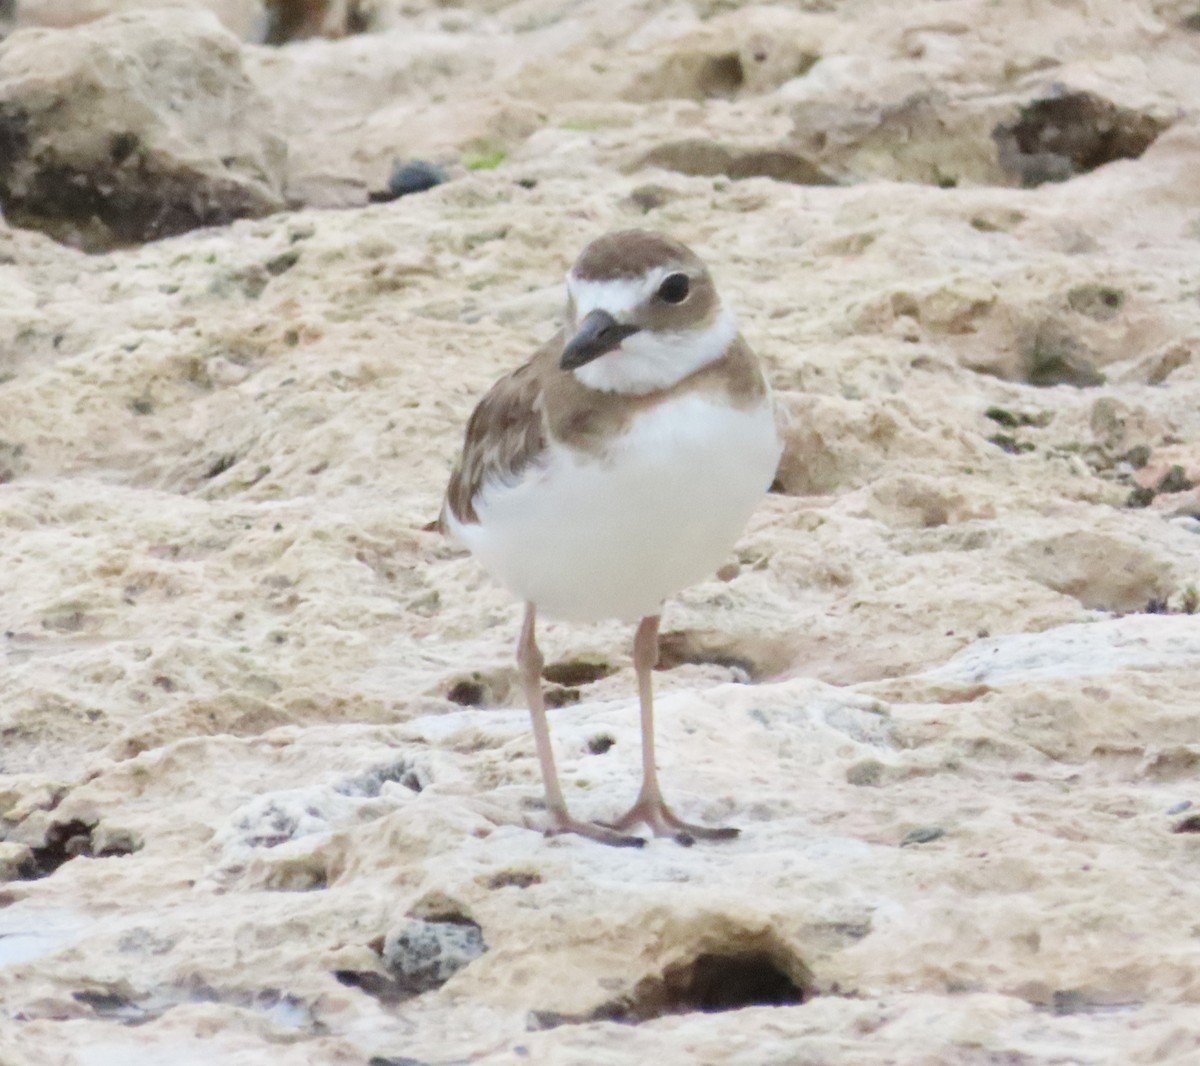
[447, 393, 781, 622]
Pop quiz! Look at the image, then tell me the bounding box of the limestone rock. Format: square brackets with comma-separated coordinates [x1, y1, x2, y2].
[0, 9, 286, 249]
[13, 0, 269, 42]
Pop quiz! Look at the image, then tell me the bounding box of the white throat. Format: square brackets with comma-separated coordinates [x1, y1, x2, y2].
[571, 307, 738, 395]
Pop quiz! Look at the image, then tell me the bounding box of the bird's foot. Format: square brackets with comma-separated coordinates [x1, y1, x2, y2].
[542, 808, 645, 848]
[604, 795, 739, 847]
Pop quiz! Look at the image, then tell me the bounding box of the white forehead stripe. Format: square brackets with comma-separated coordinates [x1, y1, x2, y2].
[572, 306, 738, 395]
[567, 268, 674, 320]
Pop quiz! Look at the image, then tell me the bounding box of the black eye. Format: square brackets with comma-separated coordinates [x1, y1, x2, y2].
[657, 273, 690, 304]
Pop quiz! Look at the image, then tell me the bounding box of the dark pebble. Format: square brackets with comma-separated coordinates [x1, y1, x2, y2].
[1126, 485, 1156, 509]
[1156, 464, 1195, 495]
[1172, 814, 1200, 834]
[384, 160, 449, 199]
[901, 826, 946, 847]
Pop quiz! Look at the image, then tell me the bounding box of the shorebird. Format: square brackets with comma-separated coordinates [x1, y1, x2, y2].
[442, 230, 781, 846]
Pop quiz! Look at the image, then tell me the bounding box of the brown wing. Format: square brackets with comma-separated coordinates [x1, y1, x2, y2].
[441, 338, 556, 528]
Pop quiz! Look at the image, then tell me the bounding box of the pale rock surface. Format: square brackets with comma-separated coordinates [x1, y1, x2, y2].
[2, 0, 1200, 1064]
[0, 9, 286, 248]
[12, 0, 269, 41]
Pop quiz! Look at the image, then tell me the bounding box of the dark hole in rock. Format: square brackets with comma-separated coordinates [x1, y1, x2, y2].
[486, 869, 542, 889]
[369, 1058, 431, 1066]
[544, 685, 580, 709]
[662, 952, 806, 1013]
[109, 132, 140, 166]
[656, 630, 790, 682]
[335, 969, 407, 1006]
[72, 988, 153, 1025]
[73, 989, 134, 1013]
[698, 54, 745, 98]
[537, 945, 813, 1029]
[445, 669, 511, 708]
[1173, 814, 1200, 833]
[587, 734, 616, 755]
[993, 89, 1167, 188]
[542, 659, 614, 687]
[1185, 12, 1200, 31]
[447, 679, 487, 706]
[205, 454, 237, 479]
[17, 818, 135, 880]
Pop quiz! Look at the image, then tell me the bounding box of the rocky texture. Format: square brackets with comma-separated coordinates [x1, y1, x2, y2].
[12, 0, 270, 41]
[0, 9, 286, 249]
[2, 0, 1200, 1064]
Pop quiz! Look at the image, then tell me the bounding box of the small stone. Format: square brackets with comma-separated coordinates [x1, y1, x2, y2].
[846, 759, 884, 787]
[1124, 445, 1152, 469]
[1156, 465, 1194, 495]
[1166, 801, 1192, 816]
[629, 184, 672, 211]
[1172, 814, 1200, 834]
[384, 161, 449, 200]
[381, 919, 486, 995]
[587, 734, 615, 755]
[901, 826, 946, 847]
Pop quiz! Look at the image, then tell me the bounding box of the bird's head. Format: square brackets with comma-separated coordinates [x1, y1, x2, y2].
[561, 230, 738, 395]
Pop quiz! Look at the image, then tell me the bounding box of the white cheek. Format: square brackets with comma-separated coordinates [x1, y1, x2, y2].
[572, 307, 739, 395]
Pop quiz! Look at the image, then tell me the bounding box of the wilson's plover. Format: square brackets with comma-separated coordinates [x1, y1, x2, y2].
[442, 230, 781, 847]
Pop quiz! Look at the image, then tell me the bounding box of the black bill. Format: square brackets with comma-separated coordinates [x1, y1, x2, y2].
[560, 309, 641, 370]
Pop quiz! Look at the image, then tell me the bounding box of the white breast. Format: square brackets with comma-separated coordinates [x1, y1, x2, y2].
[446, 392, 781, 622]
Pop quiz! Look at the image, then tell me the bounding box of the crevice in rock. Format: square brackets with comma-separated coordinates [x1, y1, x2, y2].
[544, 685, 581, 708]
[697, 54, 745, 99]
[541, 659, 614, 687]
[71, 981, 318, 1029]
[994, 89, 1167, 187]
[635, 140, 835, 185]
[11, 819, 135, 881]
[656, 630, 792, 682]
[445, 668, 513, 708]
[486, 869, 541, 889]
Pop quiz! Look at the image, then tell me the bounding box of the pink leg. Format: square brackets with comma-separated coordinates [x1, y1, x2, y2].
[518, 604, 644, 848]
[606, 615, 740, 845]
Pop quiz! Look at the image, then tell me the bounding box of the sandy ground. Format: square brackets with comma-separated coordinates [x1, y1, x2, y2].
[2, 0, 1200, 1063]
